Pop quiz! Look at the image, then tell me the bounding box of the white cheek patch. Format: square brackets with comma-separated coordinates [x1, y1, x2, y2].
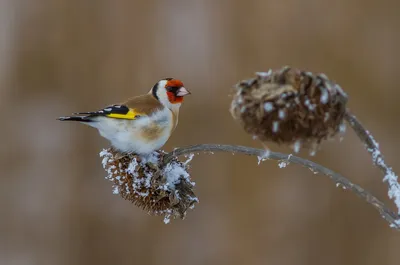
[154, 80, 170, 107]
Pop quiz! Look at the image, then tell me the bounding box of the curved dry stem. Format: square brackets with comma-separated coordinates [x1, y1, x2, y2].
[344, 110, 400, 226]
[164, 144, 400, 230]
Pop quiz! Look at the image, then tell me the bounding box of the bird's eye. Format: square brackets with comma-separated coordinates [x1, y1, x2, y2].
[166, 86, 179, 93]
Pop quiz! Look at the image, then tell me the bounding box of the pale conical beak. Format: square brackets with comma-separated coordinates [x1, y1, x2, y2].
[176, 87, 191, 97]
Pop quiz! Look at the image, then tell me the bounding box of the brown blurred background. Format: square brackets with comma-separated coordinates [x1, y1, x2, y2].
[1, 0, 400, 264]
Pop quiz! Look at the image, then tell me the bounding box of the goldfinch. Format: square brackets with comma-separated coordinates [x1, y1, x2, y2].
[58, 78, 190, 155]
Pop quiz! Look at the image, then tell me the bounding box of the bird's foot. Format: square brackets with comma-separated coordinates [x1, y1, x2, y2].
[113, 151, 129, 161]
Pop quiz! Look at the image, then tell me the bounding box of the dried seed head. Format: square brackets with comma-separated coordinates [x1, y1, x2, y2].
[100, 148, 198, 224]
[231, 66, 348, 152]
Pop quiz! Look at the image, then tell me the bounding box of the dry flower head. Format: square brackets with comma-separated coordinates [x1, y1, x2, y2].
[231, 66, 348, 154]
[100, 148, 198, 224]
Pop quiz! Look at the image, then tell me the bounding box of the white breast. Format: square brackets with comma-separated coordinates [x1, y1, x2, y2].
[90, 108, 174, 154]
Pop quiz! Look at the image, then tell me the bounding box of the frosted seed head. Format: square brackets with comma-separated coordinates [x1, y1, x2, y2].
[230, 66, 348, 155]
[100, 148, 198, 223]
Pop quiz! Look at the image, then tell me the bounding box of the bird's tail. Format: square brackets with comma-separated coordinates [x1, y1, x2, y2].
[58, 116, 94, 122]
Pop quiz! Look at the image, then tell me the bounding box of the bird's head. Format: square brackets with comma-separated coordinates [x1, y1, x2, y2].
[151, 78, 191, 108]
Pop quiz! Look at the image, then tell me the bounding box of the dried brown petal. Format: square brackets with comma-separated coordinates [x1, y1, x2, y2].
[231, 67, 348, 153]
[100, 148, 198, 223]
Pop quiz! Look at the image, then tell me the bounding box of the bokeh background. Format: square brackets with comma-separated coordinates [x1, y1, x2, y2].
[1, 0, 400, 264]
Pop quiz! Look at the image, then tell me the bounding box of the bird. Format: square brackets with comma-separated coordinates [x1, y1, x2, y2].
[58, 78, 191, 155]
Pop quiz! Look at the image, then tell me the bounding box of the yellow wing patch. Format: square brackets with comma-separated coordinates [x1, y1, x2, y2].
[106, 109, 144, 120]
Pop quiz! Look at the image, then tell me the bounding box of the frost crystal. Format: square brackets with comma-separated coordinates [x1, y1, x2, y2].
[163, 161, 192, 189]
[278, 154, 292, 168]
[272, 121, 279, 133]
[112, 186, 119, 194]
[278, 161, 288, 168]
[293, 140, 301, 153]
[304, 99, 315, 111]
[163, 213, 172, 224]
[184, 153, 195, 165]
[278, 109, 286, 119]
[256, 70, 272, 78]
[264, 102, 274, 112]
[257, 150, 270, 165]
[339, 123, 346, 133]
[126, 158, 138, 175]
[320, 90, 329, 104]
[391, 219, 400, 228]
[335, 182, 347, 190]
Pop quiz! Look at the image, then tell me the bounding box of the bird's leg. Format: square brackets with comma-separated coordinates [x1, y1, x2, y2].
[112, 148, 129, 160]
[114, 153, 126, 160]
[145, 157, 162, 180]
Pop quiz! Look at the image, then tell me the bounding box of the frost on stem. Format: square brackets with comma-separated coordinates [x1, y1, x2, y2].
[278, 154, 292, 168]
[366, 133, 400, 216]
[344, 112, 400, 228]
[230, 66, 348, 154]
[257, 149, 270, 165]
[100, 148, 198, 223]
